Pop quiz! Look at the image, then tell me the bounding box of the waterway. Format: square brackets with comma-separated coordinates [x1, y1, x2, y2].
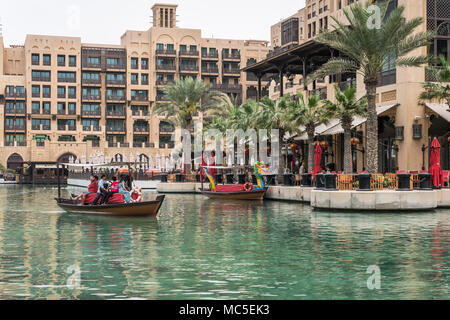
[0, 185, 448, 300]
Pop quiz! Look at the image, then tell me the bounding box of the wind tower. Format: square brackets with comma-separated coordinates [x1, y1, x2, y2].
[152, 3, 178, 28]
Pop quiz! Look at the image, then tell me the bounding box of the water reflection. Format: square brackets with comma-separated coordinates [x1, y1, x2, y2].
[0, 185, 449, 300]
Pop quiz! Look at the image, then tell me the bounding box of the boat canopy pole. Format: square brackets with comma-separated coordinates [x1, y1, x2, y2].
[57, 163, 61, 201]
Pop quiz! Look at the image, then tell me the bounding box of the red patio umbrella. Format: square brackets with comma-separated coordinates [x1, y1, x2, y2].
[313, 144, 323, 176]
[429, 138, 443, 188]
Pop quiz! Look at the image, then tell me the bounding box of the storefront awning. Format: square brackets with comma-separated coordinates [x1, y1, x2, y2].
[424, 103, 450, 123]
[295, 103, 399, 140]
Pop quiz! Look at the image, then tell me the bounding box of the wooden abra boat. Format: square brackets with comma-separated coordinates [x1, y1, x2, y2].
[200, 188, 267, 200]
[55, 195, 165, 217]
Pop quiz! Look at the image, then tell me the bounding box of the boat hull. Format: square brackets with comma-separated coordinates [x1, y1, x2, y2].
[200, 188, 267, 200]
[56, 195, 165, 217]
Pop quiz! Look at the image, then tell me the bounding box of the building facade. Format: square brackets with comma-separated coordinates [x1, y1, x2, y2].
[246, 0, 450, 173]
[0, 3, 269, 169]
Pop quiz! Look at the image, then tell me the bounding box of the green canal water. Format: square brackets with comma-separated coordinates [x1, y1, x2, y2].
[0, 185, 449, 300]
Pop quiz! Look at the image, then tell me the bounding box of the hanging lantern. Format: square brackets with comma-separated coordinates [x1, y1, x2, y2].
[266, 146, 271, 152]
[320, 141, 329, 147]
[314, 141, 320, 146]
[351, 138, 360, 146]
[290, 143, 298, 150]
[448, 136, 450, 143]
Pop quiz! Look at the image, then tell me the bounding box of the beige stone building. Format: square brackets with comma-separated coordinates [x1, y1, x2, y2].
[0, 3, 269, 170]
[245, 0, 450, 173]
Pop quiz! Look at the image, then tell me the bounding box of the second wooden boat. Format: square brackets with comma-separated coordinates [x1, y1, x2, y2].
[200, 188, 267, 200]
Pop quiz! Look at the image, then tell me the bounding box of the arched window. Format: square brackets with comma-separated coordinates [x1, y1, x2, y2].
[7, 153, 24, 171]
[57, 153, 77, 164]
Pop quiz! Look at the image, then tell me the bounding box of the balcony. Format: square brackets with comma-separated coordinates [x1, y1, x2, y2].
[222, 53, 241, 61]
[106, 63, 126, 71]
[58, 77, 76, 83]
[57, 110, 67, 115]
[5, 108, 26, 115]
[5, 91, 26, 99]
[179, 65, 199, 73]
[83, 126, 101, 132]
[82, 60, 101, 69]
[32, 109, 41, 115]
[156, 95, 169, 102]
[179, 50, 199, 57]
[132, 110, 149, 117]
[32, 76, 51, 82]
[222, 68, 241, 76]
[134, 126, 150, 134]
[82, 94, 101, 101]
[57, 93, 66, 99]
[131, 94, 149, 102]
[68, 93, 76, 99]
[42, 109, 51, 115]
[210, 84, 242, 93]
[106, 79, 126, 86]
[201, 52, 219, 60]
[33, 125, 50, 131]
[201, 67, 219, 74]
[5, 125, 25, 131]
[156, 64, 176, 72]
[106, 127, 126, 134]
[156, 49, 177, 56]
[106, 110, 126, 118]
[156, 80, 174, 86]
[106, 95, 126, 102]
[82, 110, 101, 117]
[82, 78, 101, 85]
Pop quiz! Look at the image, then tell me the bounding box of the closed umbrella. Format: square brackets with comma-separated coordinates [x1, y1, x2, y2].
[313, 144, 323, 176]
[429, 138, 443, 188]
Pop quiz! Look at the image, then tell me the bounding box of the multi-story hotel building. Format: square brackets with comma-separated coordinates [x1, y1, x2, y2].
[0, 3, 269, 170]
[245, 0, 450, 173]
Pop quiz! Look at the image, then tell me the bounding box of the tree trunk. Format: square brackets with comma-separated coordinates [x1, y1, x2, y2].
[307, 125, 315, 173]
[365, 79, 379, 174]
[342, 116, 353, 174]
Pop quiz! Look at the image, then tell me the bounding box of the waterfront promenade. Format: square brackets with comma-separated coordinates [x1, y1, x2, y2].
[156, 183, 450, 210]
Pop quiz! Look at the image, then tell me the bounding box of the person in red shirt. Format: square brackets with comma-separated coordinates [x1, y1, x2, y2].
[209, 151, 216, 178]
[71, 175, 98, 204]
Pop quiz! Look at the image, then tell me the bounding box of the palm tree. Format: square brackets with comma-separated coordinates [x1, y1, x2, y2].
[289, 93, 329, 173]
[153, 77, 220, 132]
[322, 85, 368, 173]
[420, 55, 450, 112]
[257, 95, 295, 173]
[152, 77, 220, 173]
[308, 2, 434, 173]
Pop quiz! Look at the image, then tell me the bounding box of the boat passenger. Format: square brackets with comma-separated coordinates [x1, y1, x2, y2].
[102, 176, 119, 204]
[92, 175, 109, 205]
[119, 175, 131, 203]
[71, 175, 98, 204]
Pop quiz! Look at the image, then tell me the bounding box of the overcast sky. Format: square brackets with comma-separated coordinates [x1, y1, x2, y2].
[0, 0, 305, 47]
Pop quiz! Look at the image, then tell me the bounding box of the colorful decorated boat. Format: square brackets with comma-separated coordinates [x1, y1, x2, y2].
[200, 162, 268, 201]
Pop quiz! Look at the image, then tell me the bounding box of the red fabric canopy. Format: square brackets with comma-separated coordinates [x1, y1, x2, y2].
[313, 144, 323, 176]
[429, 138, 443, 188]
